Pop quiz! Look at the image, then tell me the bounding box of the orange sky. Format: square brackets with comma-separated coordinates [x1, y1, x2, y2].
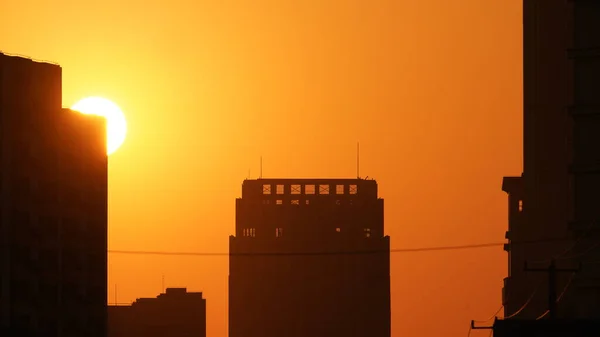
[1, 1, 523, 336]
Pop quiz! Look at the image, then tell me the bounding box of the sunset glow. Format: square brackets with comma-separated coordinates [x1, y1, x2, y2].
[72, 96, 127, 155]
[0, 1, 525, 336]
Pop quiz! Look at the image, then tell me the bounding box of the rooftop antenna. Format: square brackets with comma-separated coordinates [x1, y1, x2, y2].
[357, 142, 360, 179]
[162, 274, 165, 293]
[114, 284, 117, 306]
[260, 156, 263, 179]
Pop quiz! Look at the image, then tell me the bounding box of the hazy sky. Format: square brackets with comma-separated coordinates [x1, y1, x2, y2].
[1, 1, 522, 336]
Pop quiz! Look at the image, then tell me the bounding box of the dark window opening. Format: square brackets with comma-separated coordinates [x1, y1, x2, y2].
[364, 228, 371, 238]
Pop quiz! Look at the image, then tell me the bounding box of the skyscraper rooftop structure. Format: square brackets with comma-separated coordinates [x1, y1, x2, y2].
[229, 178, 390, 337]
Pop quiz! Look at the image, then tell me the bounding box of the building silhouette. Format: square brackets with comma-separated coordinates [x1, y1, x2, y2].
[500, 0, 600, 323]
[0, 52, 108, 337]
[108, 287, 206, 337]
[229, 178, 390, 337]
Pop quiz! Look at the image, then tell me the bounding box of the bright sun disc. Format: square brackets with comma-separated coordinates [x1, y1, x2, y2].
[71, 97, 127, 155]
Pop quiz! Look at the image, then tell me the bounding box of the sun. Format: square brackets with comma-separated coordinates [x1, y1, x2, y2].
[71, 97, 128, 155]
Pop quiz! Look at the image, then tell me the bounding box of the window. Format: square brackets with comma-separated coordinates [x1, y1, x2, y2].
[276, 185, 285, 194]
[276, 200, 283, 205]
[262, 199, 270, 205]
[262, 184, 271, 194]
[243, 228, 256, 237]
[291, 200, 300, 205]
[276, 228, 283, 238]
[518, 200, 523, 212]
[349, 185, 358, 194]
[291, 185, 301, 195]
[335, 200, 341, 205]
[336, 185, 344, 194]
[364, 228, 371, 238]
[305, 185, 315, 194]
[305, 200, 310, 205]
[319, 185, 329, 194]
[335, 227, 341, 233]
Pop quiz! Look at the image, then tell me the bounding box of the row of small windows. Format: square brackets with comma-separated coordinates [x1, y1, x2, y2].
[242, 228, 256, 237]
[263, 184, 358, 195]
[242, 227, 372, 238]
[262, 199, 355, 205]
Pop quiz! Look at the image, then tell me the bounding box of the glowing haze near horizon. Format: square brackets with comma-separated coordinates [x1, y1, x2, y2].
[71, 96, 128, 155]
[0, 1, 522, 336]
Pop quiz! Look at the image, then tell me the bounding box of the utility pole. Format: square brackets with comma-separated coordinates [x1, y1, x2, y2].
[524, 259, 580, 320]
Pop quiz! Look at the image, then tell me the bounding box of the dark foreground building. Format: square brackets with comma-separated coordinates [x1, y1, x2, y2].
[229, 178, 391, 337]
[498, 0, 600, 327]
[0, 52, 108, 337]
[493, 318, 600, 337]
[108, 288, 206, 337]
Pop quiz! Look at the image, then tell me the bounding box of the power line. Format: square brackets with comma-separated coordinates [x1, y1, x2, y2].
[473, 305, 504, 323]
[108, 242, 504, 257]
[472, 239, 591, 323]
[106, 236, 577, 257]
[525, 259, 580, 320]
[529, 221, 597, 264]
[501, 282, 542, 319]
[535, 271, 576, 320]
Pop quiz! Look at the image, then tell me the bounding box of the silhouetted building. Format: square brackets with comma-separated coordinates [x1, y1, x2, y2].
[0, 52, 108, 337]
[501, 0, 600, 321]
[229, 178, 391, 337]
[108, 288, 206, 337]
[493, 318, 600, 337]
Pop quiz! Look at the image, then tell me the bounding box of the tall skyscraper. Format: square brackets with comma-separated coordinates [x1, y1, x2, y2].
[229, 178, 390, 337]
[0, 52, 108, 337]
[501, 0, 600, 320]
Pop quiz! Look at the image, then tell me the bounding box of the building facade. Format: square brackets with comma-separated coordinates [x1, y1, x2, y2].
[501, 0, 600, 321]
[108, 288, 207, 337]
[0, 52, 108, 337]
[229, 178, 390, 337]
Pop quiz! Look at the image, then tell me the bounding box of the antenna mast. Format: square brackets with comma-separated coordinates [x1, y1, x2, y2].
[260, 156, 263, 179]
[357, 142, 360, 178]
[162, 274, 165, 293]
[114, 284, 117, 305]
